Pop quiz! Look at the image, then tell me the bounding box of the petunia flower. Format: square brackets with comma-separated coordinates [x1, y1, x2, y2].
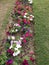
[17, 10, 21, 14]
[17, 19, 21, 24]
[23, 19, 27, 24]
[28, 0, 33, 4]
[27, 20, 30, 24]
[13, 50, 20, 56]
[15, 1, 21, 5]
[14, 23, 21, 27]
[6, 31, 10, 36]
[7, 49, 14, 56]
[30, 57, 35, 62]
[29, 51, 34, 54]
[29, 15, 34, 21]
[6, 59, 13, 65]
[22, 38, 27, 43]
[22, 59, 29, 65]
[25, 32, 29, 37]
[15, 29, 18, 32]
[11, 36, 15, 40]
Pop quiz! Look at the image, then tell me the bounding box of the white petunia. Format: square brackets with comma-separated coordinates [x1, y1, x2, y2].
[30, 18, 33, 21]
[9, 41, 13, 49]
[18, 40, 22, 44]
[11, 36, 15, 40]
[25, 13, 28, 15]
[15, 29, 18, 32]
[14, 40, 22, 44]
[11, 30, 14, 32]
[30, 15, 34, 18]
[29, 15, 34, 21]
[28, 0, 33, 4]
[24, 15, 27, 18]
[14, 23, 21, 27]
[13, 50, 20, 56]
[8, 36, 10, 39]
[27, 16, 29, 19]
[14, 48, 18, 50]
[20, 37, 23, 40]
[16, 44, 22, 48]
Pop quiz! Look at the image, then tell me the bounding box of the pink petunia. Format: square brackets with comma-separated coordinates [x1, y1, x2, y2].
[15, 1, 21, 5]
[22, 11, 26, 16]
[17, 10, 21, 14]
[25, 32, 29, 37]
[22, 38, 27, 43]
[23, 19, 27, 24]
[29, 51, 34, 54]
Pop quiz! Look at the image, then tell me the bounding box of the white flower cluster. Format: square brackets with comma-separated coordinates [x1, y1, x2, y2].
[23, 12, 34, 21]
[9, 37, 23, 56]
[14, 23, 21, 27]
[28, 0, 33, 4]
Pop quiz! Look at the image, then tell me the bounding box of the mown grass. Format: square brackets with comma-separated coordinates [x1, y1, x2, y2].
[33, 0, 49, 65]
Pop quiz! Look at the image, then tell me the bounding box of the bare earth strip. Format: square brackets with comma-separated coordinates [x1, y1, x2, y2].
[0, 0, 16, 53]
[0, 0, 16, 39]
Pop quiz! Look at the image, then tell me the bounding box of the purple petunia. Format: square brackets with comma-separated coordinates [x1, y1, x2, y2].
[6, 59, 13, 65]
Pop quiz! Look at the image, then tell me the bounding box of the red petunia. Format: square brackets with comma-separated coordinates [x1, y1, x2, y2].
[6, 31, 10, 36]
[30, 57, 35, 62]
[23, 19, 27, 24]
[7, 49, 14, 56]
[22, 59, 29, 65]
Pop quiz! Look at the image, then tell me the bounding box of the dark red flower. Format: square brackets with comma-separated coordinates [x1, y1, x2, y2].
[6, 31, 10, 36]
[30, 57, 35, 62]
[6, 59, 13, 65]
[22, 59, 29, 65]
[7, 49, 14, 56]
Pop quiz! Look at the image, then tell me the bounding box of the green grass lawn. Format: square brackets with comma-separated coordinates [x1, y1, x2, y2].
[33, 0, 49, 65]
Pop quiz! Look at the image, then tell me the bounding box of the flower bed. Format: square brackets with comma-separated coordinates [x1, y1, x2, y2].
[0, 0, 35, 65]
